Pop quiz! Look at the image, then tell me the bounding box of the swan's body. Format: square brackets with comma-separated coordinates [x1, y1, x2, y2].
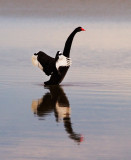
[32, 26, 85, 85]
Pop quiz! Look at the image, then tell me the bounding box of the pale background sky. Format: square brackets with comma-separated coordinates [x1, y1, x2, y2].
[0, 0, 130, 20]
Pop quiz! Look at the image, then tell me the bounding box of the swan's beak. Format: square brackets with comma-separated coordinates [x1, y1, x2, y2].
[81, 28, 86, 31]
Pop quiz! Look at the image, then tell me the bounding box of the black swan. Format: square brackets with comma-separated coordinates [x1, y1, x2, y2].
[32, 26, 85, 85]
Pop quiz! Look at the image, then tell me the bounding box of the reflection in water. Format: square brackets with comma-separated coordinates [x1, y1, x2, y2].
[32, 86, 84, 144]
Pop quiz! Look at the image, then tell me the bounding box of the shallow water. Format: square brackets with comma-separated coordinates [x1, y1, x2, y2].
[0, 3, 131, 159]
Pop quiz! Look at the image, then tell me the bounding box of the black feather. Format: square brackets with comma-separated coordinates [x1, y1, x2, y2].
[36, 51, 56, 76]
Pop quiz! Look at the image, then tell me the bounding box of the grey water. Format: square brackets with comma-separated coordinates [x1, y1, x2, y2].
[0, 1, 131, 160]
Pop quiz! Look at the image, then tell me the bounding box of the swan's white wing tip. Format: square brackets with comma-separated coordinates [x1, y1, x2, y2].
[32, 55, 43, 70]
[32, 55, 38, 66]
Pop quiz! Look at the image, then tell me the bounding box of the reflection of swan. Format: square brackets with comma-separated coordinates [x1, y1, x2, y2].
[31, 86, 84, 144]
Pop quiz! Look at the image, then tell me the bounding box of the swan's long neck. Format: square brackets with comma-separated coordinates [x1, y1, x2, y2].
[63, 29, 78, 58]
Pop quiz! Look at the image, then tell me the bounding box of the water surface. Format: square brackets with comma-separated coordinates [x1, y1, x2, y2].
[0, 2, 131, 159]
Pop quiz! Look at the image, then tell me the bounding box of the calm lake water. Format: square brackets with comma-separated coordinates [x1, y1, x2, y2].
[0, 2, 131, 159]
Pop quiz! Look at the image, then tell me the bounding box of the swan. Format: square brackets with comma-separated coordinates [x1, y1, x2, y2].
[32, 26, 85, 85]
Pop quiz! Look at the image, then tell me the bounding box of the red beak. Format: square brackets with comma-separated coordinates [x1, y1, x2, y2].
[81, 27, 86, 31]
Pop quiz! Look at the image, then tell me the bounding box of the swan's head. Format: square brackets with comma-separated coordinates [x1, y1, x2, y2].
[57, 51, 62, 56]
[55, 51, 63, 61]
[75, 27, 86, 32]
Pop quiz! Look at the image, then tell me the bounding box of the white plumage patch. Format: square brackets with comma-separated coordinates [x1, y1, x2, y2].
[32, 55, 43, 70]
[56, 55, 72, 70]
[56, 101, 71, 121]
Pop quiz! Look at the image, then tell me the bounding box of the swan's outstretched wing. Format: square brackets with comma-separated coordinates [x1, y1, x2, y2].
[32, 51, 55, 76]
[56, 55, 72, 70]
